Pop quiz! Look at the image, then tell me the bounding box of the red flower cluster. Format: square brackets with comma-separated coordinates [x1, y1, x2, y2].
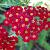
[0, 25, 18, 50]
[4, 6, 50, 42]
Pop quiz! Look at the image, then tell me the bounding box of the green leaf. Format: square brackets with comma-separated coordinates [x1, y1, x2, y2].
[40, 29, 50, 50]
[37, 30, 48, 45]
[0, 14, 5, 23]
[41, 42, 50, 50]
[20, 0, 30, 6]
[27, 41, 33, 50]
[0, 0, 30, 8]
[34, 1, 43, 7]
[24, 42, 29, 47]
[35, 16, 40, 20]
[2, 0, 8, 2]
[0, 7, 6, 11]
[18, 36, 24, 50]
[47, 18, 50, 21]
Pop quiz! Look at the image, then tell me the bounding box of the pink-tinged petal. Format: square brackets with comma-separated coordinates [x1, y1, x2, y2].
[3, 19, 10, 26]
[30, 34, 38, 41]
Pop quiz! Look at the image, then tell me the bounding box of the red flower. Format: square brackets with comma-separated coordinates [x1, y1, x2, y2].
[3, 19, 10, 26]
[4, 10, 12, 19]
[15, 6, 23, 13]
[10, 36, 18, 42]
[27, 6, 33, 13]
[0, 25, 3, 30]
[9, 6, 16, 14]
[22, 29, 30, 42]
[23, 36, 30, 42]
[12, 23, 19, 32]
[48, 22, 50, 28]
[30, 31, 38, 40]
[43, 21, 49, 30]
[0, 45, 2, 49]
[13, 18, 20, 25]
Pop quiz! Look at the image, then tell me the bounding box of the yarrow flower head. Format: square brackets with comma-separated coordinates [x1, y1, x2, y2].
[0, 25, 18, 50]
[4, 6, 50, 42]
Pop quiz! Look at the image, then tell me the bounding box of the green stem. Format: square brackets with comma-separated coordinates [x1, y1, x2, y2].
[19, 41, 24, 50]
[18, 36, 24, 50]
[37, 30, 50, 50]
[0, 4, 7, 6]
[27, 41, 33, 50]
[0, 3, 15, 8]
[37, 30, 48, 45]
[41, 42, 50, 50]
[0, 7, 6, 12]
[11, 0, 16, 4]
[34, 1, 43, 7]
[47, 18, 50, 21]
[8, 0, 11, 3]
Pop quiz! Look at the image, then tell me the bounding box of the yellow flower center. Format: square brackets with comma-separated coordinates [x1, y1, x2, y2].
[16, 13, 19, 15]
[30, 7, 33, 10]
[17, 8, 20, 10]
[25, 30, 28, 34]
[30, 13, 33, 16]
[25, 18, 29, 21]
[48, 13, 50, 16]
[16, 19, 18, 22]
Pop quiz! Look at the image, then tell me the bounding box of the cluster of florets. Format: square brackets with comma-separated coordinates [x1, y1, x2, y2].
[0, 25, 18, 50]
[3, 6, 50, 43]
